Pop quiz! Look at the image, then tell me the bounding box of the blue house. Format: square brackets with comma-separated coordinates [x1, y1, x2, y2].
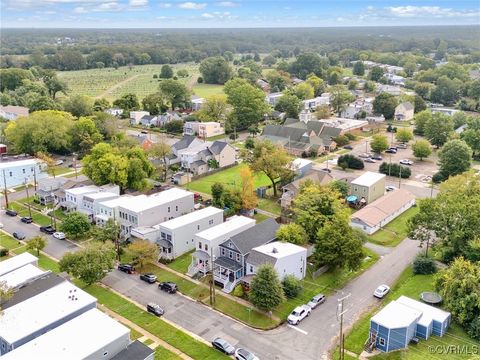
[368, 296, 451, 353]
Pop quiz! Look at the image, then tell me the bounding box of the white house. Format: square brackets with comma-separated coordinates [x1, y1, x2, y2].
[290, 158, 313, 179]
[105, 108, 124, 117]
[188, 215, 255, 276]
[94, 195, 134, 226]
[64, 184, 120, 212]
[156, 206, 224, 259]
[191, 97, 205, 111]
[0, 252, 38, 277]
[246, 241, 307, 280]
[385, 73, 406, 86]
[0, 264, 46, 290]
[140, 115, 159, 127]
[377, 85, 402, 96]
[80, 191, 120, 220]
[265, 92, 284, 106]
[130, 111, 150, 125]
[350, 188, 416, 234]
[0, 105, 29, 120]
[303, 95, 330, 111]
[394, 102, 414, 121]
[183, 121, 224, 138]
[0, 158, 47, 189]
[118, 188, 194, 238]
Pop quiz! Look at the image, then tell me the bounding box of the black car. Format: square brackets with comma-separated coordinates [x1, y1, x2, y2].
[40, 225, 56, 234]
[5, 209, 17, 217]
[212, 337, 235, 355]
[146, 303, 164, 317]
[20, 216, 33, 224]
[321, 168, 332, 173]
[13, 231, 26, 240]
[158, 281, 177, 293]
[385, 148, 397, 154]
[140, 273, 157, 284]
[343, 145, 353, 150]
[118, 264, 135, 274]
[371, 154, 383, 161]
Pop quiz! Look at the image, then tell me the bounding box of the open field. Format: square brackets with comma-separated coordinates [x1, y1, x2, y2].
[191, 83, 224, 98]
[58, 64, 199, 102]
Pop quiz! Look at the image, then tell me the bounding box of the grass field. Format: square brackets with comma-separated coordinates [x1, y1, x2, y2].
[166, 250, 193, 274]
[368, 206, 419, 247]
[8, 202, 54, 227]
[339, 267, 479, 359]
[191, 83, 225, 98]
[0, 233, 22, 250]
[185, 164, 272, 195]
[257, 197, 281, 215]
[58, 64, 199, 102]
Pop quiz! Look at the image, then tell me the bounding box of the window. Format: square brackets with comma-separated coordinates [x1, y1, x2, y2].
[229, 251, 233, 259]
[205, 244, 208, 251]
[9, 171, 12, 177]
[161, 232, 166, 239]
[236, 253, 240, 262]
[209, 219, 214, 225]
[22, 168, 25, 174]
[168, 206, 171, 213]
[221, 248, 225, 256]
[103, 351, 108, 357]
[166, 234, 171, 241]
[250, 265, 253, 273]
[176, 205, 178, 211]
[197, 225, 200, 230]
[198, 242, 202, 249]
[379, 338, 386, 346]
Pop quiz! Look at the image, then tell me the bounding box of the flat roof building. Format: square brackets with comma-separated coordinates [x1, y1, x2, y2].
[350, 171, 386, 204]
[0, 264, 46, 289]
[0, 252, 38, 277]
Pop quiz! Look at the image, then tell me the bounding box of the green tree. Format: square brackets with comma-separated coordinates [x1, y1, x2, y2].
[411, 139, 432, 160]
[0, 280, 14, 311]
[294, 83, 314, 100]
[364, 81, 376, 92]
[159, 64, 174, 79]
[113, 93, 140, 112]
[70, 117, 103, 155]
[92, 218, 120, 244]
[91, 112, 118, 140]
[330, 86, 355, 114]
[199, 56, 233, 85]
[59, 242, 116, 286]
[314, 215, 364, 270]
[142, 93, 167, 115]
[60, 211, 91, 239]
[370, 134, 389, 153]
[315, 105, 331, 119]
[224, 78, 270, 131]
[93, 98, 110, 112]
[249, 264, 285, 312]
[211, 182, 225, 208]
[276, 223, 308, 245]
[373, 93, 398, 120]
[0, 68, 35, 91]
[245, 140, 293, 197]
[424, 113, 453, 148]
[461, 117, 480, 157]
[435, 257, 480, 333]
[63, 95, 94, 117]
[164, 119, 184, 134]
[26, 236, 46, 256]
[414, 82, 433, 100]
[431, 76, 462, 106]
[159, 80, 190, 110]
[262, 55, 276, 66]
[438, 139, 472, 179]
[369, 66, 384, 82]
[395, 128, 413, 143]
[177, 69, 189, 77]
[127, 240, 159, 270]
[413, 110, 432, 136]
[282, 275, 303, 299]
[196, 94, 229, 122]
[4, 110, 74, 154]
[265, 70, 291, 92]
[413, 95, 427, 113]
[289, 52, 324, 79]
[43, 71, 68, 99]
[147, 141, 171, 181]
[306, 74, 326, 96]
[274, 94, 302, 118]
[330, 180, 349, 198]
[352, 61, 365, 76]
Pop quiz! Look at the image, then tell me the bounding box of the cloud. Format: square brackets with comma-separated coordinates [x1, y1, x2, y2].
[158, 2, 171, 8]
[217, 1, 237, 7]
[73, 1, 125, 13]
[178, 2, 206, 10]
[365, 5, 480, 19]
[200, 11, 235, 20]
[129, 0, 147, 6]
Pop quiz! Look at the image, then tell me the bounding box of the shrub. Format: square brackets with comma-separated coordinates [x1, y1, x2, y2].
[233, 284, 244, 298]
[153, 74, 158, 79]
[282, 275, 303, 299]
[432, 172, 446, 183]
[334, 135, 349, 147]
[345, 133, 356, 141]
[413, 255, 437, 275]
[197, 77, 203, 83]
[468, 317, 480, 341]
[244, 137, 255, 149]
[379, 162, 411, 178]
[229, 133, 238, 140]
[337, 154, 364, 170]
[0, 248, 9, 257]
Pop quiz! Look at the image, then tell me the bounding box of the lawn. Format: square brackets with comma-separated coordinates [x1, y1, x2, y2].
[185, 163, 272, 195]
[8, 202, 54, 227]
[191, 83, 224, 98]
[256, 197, 281, 215]
[368, 206, 419, 247]
[0, 233, 22, 250]
[166, 250, 193, 274]
[274, 247, 379, 319]
[155, 347, 182, 360]
[13, 246, 60, 273]
[339, 267, 479, 359]
[253, 212, 270, 223]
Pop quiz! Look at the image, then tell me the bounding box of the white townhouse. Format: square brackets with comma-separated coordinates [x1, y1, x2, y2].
[265, 92, 284, 106]
[0, 158, 47, 189]
[117, 188, 194, 238]
[188, 215, 255, 276]
[80, 191, 119, 220]
[64, 184, 120, 212]
[156, 206, 224, 259]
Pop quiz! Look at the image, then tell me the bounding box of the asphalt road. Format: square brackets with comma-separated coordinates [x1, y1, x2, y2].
[0, 211, 79, 260]
[103, 237, 420, 360]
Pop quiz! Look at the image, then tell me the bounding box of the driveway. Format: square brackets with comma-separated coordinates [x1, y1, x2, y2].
[103, 237, 420, 360]
[0, 211, 79, 260]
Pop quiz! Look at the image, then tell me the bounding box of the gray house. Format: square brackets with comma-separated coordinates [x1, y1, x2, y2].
[214, 218, 279, 293]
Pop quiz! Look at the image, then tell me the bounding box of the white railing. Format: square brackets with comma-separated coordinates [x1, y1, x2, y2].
[222, 281, 236, 293]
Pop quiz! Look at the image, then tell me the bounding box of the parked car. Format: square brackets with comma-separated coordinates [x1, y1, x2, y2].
[118, 264, 135, 274]
[364, 158, 376, 163]
[146, 303, 164, 317]
[140, 273, 157, 284]
[212, 337, 235, 355]
[358, 152, 373, 158]
[40, 225, 56, 234]
[20, 216, 33, 224]
[53, 232, 66, 240]
[321, 168, 332, 173]
[287, 305, 311, 325]
[343, 145, 353, 150]
[399, 159, 414, 165]
[234, 348, 259, 360]
[385, 148, 397, 154]
[371, 154, 383, 161]
[397, 143, 408, 149]
[54, 159, 64, 166]
[374, 284, 390, 299]
[385, 185, 397, 192]
[13, 231, 26, 240]
[307, 294, 326, 309]
[5, 209, 17, 217]
[158, 281, 177, 293]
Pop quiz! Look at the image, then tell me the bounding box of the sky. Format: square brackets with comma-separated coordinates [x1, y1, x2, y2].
[1, 0, 479, 28]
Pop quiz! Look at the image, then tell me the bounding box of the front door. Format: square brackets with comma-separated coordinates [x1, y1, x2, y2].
[229, 271, 234, 282]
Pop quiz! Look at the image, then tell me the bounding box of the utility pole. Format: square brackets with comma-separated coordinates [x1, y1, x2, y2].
[337, 294, 351, 360]
[398, 165, 402, 188]
[33, 166, 37, 191]
[388, 154, 392, 177]
[24, 179, 32, 218]
[2, 170, 9, 209]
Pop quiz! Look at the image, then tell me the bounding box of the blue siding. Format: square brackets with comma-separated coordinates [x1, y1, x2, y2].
[388, 327, 408, 352]
[416, 324, 428, 339]
[432, 320, 443, 336]
[370, 321, 390, 352]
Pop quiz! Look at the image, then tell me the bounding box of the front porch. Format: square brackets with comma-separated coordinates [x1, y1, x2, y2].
[187, 250, 211, 276]
[214, 256, 244, 293]
[158, 238, 173, 259]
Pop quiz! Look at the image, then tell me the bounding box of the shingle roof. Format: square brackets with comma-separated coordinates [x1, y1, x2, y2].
[283, 170, 333, 193]
[173, 135, 197, 151]
[215, 256, 243, 271]
[110, 340, 154, 360]
[209, 141, 228, 155]
[222, 218, 279, 255]
[191, 159, 207, 166]
[246, 250, 276, 267]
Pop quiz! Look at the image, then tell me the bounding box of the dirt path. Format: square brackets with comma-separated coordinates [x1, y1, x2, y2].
[96, 74, 140, 99]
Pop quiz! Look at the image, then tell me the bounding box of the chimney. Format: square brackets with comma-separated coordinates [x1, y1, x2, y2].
[272, 247, 278, 254]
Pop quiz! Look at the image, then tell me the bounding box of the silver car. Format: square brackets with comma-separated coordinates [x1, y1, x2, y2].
[307, 294, 326, 309]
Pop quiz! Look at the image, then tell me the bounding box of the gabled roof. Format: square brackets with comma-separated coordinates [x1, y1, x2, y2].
[262, 124, 313, 143]
[396, 102, 414, 111]
[173, 135, 197, 151]
[283, 170, 333, 193]
[222, 218, 279, 255]
[191, 159, 207, 166]
[209, 141, 229, 155]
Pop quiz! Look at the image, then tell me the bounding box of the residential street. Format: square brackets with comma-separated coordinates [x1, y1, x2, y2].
[103, 237, 421, 360]
[0, 211, 79, 259]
